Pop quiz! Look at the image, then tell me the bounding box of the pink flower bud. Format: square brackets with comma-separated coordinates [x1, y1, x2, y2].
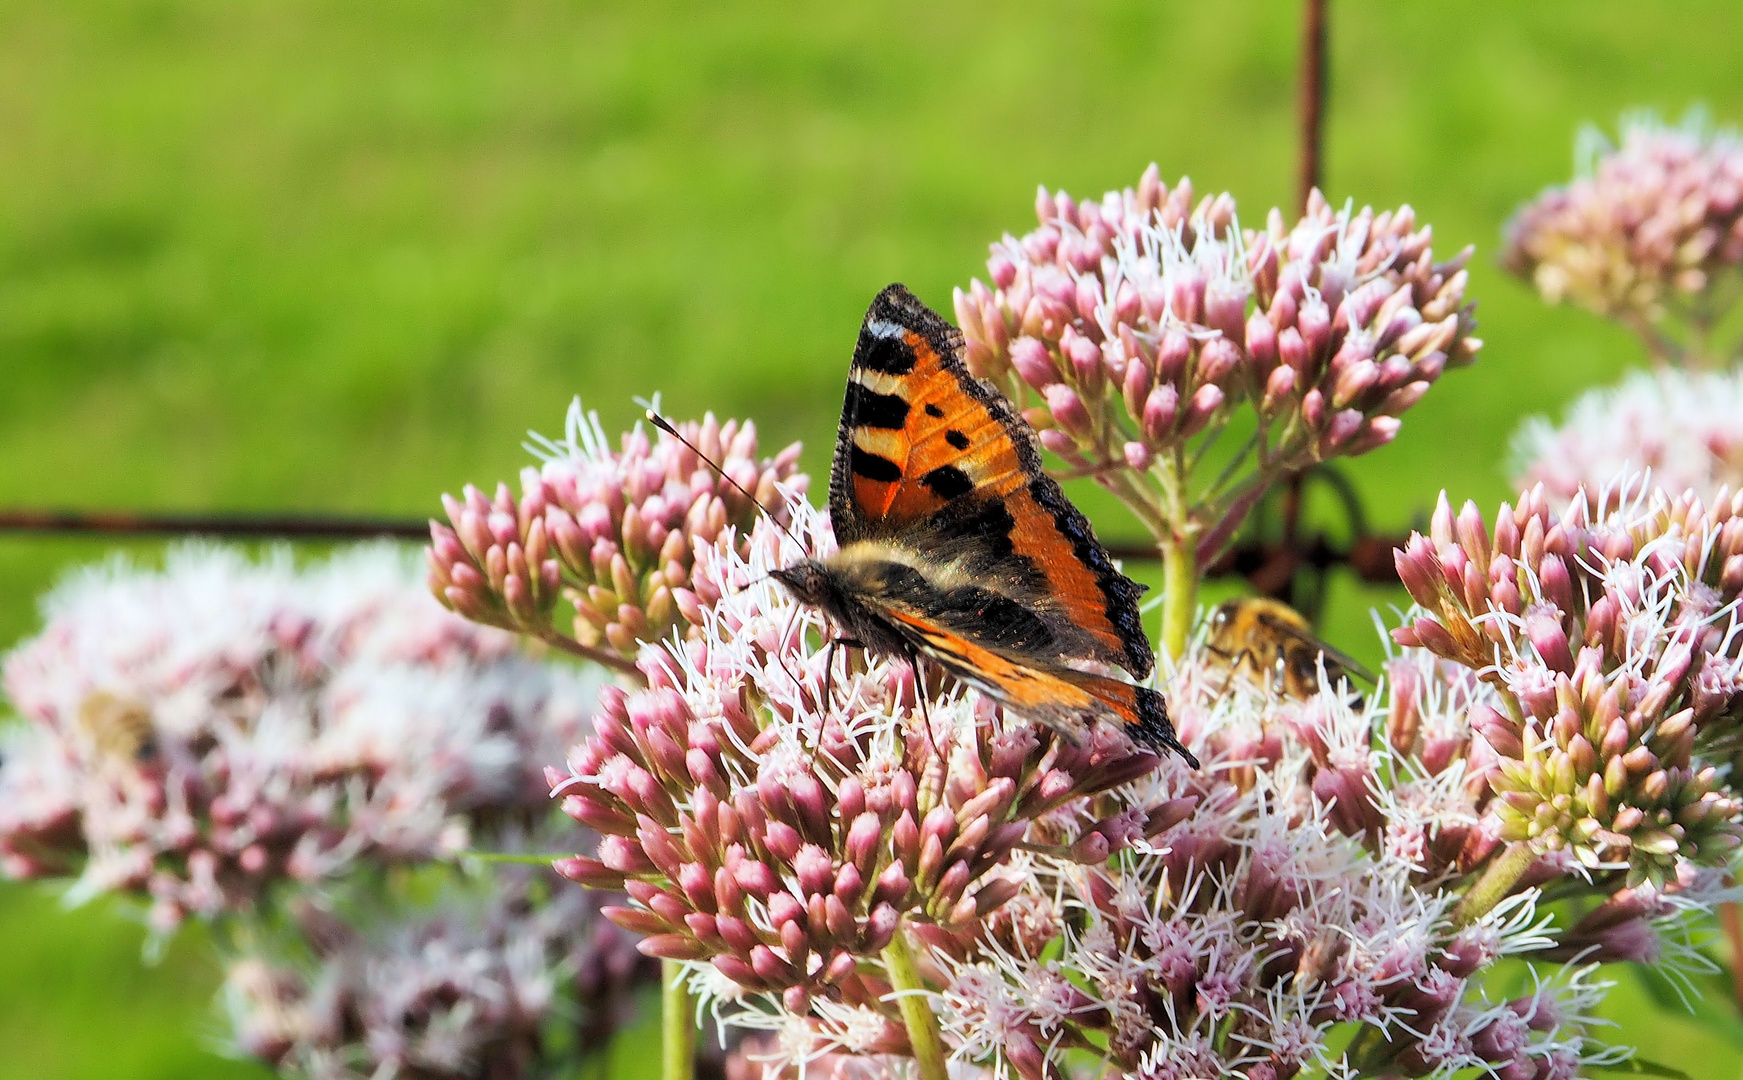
[1394, 536, 1442, 605]
[1122, 354, 1155, 417]
[1525, 611, 1575, 674]
[1066, 333, 1104, 393]
[990, 252, 1017, 289]
[1156, 328, 1192, 383]
[1342, 415, 1401, 455]
[1376, 379, 1431, 416]
[1278, 326, 1310, 378]
[1298, 296, 1331, 359]
[1143, 385, 1179, 442]
[1074, 275, 1103, 325]
[862, 904, 899, 953]
[556, 855, 628, 889]
[872, 862, 911, 909]
[763, 821, 801, 863]
[1033, 186, 1055, 223]
[1410, 616, 1464, 660]
[1203, 279, 1250, 343]
[973, 877, 1021, 916]
[1179, 384, 1225, 438]
[1261, 364, 1297, 414]
[1010, 336, 1058, 389]
[1456, 500, 1491, 565]
[1038, 428, 1076, 457]
[1332, 358, 1380, 407]
[845, 812, 882, 877]
[1169, 267, 1206, 324]
[1246, 310, 1278, 370]
[1113, 279, 1141, 326]
[749, 944, 796, 984]
[1195, 337, 1242, 386]
[1324, 408, 1364, 447]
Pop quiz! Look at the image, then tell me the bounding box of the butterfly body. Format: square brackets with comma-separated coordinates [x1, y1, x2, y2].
[772, 284, 1194, 764]
[773, 540, 1070, 676]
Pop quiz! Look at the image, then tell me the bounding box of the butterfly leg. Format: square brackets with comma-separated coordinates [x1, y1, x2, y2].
[813, 637, 864, 761]
[904, 647, 943, 765]
[820, 638, 864, 711]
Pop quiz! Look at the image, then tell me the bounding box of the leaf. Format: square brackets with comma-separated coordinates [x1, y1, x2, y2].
[1626, 964, 1743, 1053]
[1591, 1057, 1694, 1080]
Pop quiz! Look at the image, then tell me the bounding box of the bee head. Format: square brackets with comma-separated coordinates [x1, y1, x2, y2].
[1209, 601, 1239, 631]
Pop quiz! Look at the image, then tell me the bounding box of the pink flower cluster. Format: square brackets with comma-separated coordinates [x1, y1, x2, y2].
[1394, 476, 1743, 884]
[0, 546, 596, 933]
[1512, 365, 1743, 506]
[429, 400, 802, 666]
[1503, 111, 1743, 365]
[550, 502, 1182, 1019]
[919, 644, 1649, 1080]
[953, 169, 1479, 555]
[224, 863, 657, 1080]
[412, 398, 1736, 1079]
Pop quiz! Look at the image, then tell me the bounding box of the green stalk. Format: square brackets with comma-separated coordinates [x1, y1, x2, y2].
[662, 959, 695, 1080]
[1452, 842, 1535, 927]
[882, 925, 950, 1080]
[1160, 533, 1197, 663]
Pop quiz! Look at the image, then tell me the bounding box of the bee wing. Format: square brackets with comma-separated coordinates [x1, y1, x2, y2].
[1255, 610, 1375, 684]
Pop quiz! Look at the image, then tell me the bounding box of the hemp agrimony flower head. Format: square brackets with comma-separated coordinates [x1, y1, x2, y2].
[224, 861, 656, 1080]
[924, 647, 1631, 1080]
[1512, 365, 1743, 506]
[1393, 472, 1743, 884]
[429, 399, 803, 671]
[953, 167, 1480, 654]
[1502, 110, 1743, 368]
[0, 546, 596, 933]
[723, 1031, 996, 1080]
[550, 500, 1182, 1017]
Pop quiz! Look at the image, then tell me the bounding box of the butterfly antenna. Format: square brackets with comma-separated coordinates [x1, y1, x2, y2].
[645, 410, 806, 552]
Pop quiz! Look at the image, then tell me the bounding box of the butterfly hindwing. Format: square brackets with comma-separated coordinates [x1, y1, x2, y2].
[878, 605, 1194, 764]
[827, 284, 1153, 679]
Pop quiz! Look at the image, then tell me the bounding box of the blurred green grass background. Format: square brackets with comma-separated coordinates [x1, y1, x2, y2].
[3, 1, 1743, 1076]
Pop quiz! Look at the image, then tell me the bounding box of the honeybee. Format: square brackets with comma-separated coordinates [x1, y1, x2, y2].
[1202, 597, 1371, 701]
[75, 690, 159, 765]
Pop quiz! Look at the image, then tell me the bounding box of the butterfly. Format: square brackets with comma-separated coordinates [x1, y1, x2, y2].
[769, 283, 1195, 765]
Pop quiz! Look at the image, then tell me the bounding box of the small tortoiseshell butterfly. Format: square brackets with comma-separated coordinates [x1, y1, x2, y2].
[770, 283, 1195, 765]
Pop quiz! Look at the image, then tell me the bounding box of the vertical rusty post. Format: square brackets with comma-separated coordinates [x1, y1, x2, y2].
[1297, 0, 1328, 212]
[1279, 0, 1329, 611]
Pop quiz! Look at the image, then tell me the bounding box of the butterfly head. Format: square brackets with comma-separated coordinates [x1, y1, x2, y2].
[769, 557, 907, 658]
[768, 560, 837, 608]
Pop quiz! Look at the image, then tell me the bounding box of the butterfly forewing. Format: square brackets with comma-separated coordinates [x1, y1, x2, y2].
[828, 284, 1153, 680]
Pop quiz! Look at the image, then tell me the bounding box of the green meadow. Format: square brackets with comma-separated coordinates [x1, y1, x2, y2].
[3, 1, 1743, 1076]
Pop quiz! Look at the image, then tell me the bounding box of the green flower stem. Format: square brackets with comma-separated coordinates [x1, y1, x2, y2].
[537, 628, 646, 681]
[662, 960, 695, 1080]
[1161, 533, 1197, 663]
[1453, 842, 1535, 928]
[882, 925, 950, 1080]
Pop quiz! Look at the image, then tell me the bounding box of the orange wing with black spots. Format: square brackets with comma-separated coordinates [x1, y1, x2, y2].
[878, 606, 1195, 765]
[827, 283, 1154, 679]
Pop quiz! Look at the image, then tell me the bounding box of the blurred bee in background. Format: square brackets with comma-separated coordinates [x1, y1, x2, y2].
[1202, 597, 1372, 701]
[75, 690, 159, 766]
